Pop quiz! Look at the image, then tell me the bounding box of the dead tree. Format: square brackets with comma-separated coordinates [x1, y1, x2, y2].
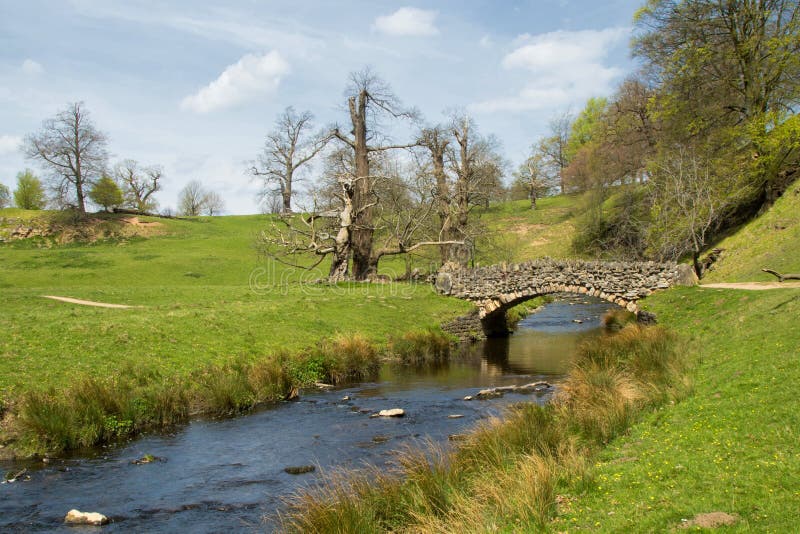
[251, 107, 328, 214]
[331, 68, 419, 280]
[762, 268, 800, 282]
[419, 126, 453, 264]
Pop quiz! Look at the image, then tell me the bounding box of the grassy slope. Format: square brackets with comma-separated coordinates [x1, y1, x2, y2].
[0, 211, 470, 397]
[474, 194, 582, 263]
[703, 181, 800, 282]
[555, 287, 800, 531]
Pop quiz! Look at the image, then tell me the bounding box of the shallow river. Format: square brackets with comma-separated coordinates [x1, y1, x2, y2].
[0, 295, 614, 532]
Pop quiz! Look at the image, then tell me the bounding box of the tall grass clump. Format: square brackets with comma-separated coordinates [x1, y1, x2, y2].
[601, 307, 636, 331]
[17, 373, 191, 453]
[390, 328, 453, 365]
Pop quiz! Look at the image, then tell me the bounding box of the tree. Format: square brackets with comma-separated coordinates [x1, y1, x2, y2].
[512, 150, 554, 209]
[13, 170, 47, 210]
[647, 145, 750, 276]
[447, 112, 505, 266]
[203, 191, 225, 215]
[565, 97, 608, 161]
[178, 180, 207, 216]
[23, 102, 109, 215]
[330, 68, 419, 279]
[539, 111, 573, 193]
[114, 159, 162, 212]
[251, 107, 328, 214]
[89, 175, 123, 212]
[634, 0, 800, 204]
[419, 126, 453, 263]
[0, 183, 10, 209]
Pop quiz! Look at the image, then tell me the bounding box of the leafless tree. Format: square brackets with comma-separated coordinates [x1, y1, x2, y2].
[539, 111, 572, 193]
[250, 107, 328, 214]
[446, 111, 505, 266]
[23, 102, 109, 216]
[203, 191, 225, 215]
[114, 159, 162, 213]
[419, 126, 452, 264]
[330, 67, 420, 279]
[178, 180, 207, 216]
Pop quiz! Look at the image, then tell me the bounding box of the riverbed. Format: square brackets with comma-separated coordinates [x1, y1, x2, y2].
[0, 295, 614, 532]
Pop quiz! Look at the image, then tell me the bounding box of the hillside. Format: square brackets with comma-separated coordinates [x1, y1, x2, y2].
[702, 180, 800, 282]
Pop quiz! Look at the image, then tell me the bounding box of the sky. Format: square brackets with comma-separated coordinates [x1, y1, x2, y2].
[0, 0, 645, 214]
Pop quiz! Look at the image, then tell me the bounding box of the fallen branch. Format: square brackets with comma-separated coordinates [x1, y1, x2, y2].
[762, 268, 800, 282]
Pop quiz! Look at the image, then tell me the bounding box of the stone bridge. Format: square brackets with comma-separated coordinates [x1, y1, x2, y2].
[434, 259, 695, 338]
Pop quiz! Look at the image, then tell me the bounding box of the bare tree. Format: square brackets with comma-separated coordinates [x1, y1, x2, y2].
[203, 191, 225, 215]
[23, 102, 109, 215]
[251, 107, 328, 214]
[539, 111, 572, 193]
[331, 67, 419, 280]
[114, 159, 162, 213]
[447, 112, 505, 266]
[513, 149, 554, 209]
[178, 180, 207, 216]
[419, 126, 452, 264]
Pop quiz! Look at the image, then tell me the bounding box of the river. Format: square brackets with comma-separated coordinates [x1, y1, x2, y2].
[0, 295, 614, 532]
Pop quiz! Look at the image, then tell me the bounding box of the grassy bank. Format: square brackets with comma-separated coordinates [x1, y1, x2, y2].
[557, 286, 800, 531]
[7, 329, 456, 455]
[278, 321, 689, 532]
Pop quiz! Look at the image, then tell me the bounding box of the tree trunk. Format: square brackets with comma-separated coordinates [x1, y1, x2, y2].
[350, 91, 374, 280]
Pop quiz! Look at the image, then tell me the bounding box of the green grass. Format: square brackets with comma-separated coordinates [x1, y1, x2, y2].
[555, 287, 800, 531]
[702, 181, 800, 282]
[473, 195, 583, 263]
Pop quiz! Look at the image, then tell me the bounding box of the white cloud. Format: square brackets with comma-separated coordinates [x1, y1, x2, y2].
[21, 59, 44, 75]
[373, 7, 439, 36]
[472, 27, 629, 113]
[180, 51, 289, 113]
[0, 135, 22, 154]
[479, 35, 493, 48]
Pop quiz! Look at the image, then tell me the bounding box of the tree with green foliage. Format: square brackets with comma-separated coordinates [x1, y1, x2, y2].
[89, 175, 124, 212]
[0, 183, 10, 209]
[565, 97, 608, 161]
[634, 0, 800, 205]
[13, 170, 46, 210]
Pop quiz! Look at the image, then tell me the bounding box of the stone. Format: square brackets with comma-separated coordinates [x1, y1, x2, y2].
[284, 465, 316, 475]
[447, 414, 464, 419]
[674, 264, 699, 286]
[376, 408, 405, 417]
[64, 509, 109, 526]
[463, 395, 474, 401]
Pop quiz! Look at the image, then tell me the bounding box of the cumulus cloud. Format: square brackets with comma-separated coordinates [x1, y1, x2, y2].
[472, 27, 629, 113]
[373, 7, 439, 36]
[180, 51, 289, 113]
[21, 59, 44, 75]
[0, 135, 22, 154]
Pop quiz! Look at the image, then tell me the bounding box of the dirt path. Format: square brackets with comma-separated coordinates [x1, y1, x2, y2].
[700, 282, 800, 290]
[42, 295, 139, 309]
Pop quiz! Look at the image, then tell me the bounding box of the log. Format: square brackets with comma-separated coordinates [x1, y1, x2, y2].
[762, 268, 800, 282]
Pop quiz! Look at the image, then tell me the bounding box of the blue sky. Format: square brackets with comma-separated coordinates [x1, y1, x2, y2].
[0, 0, 644, 214]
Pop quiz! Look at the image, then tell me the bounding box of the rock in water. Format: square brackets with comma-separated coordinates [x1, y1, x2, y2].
[284, 465, 316, 475]
[377, 408, 405, 417]
[64, 509, 109, 526]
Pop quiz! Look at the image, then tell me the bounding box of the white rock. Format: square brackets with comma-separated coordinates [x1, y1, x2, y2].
[377, 408, 405, 417]
[64, 509, 109, 526]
